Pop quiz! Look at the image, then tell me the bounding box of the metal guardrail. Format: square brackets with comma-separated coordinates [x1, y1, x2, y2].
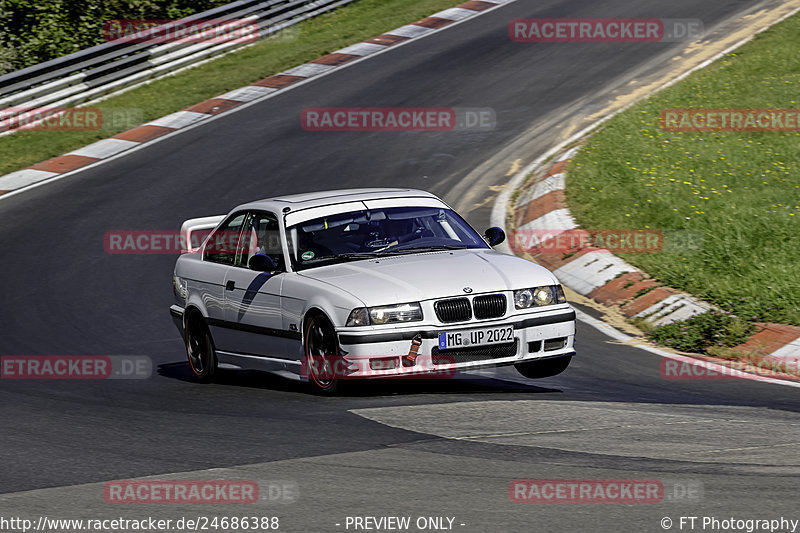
[0, 0, 357, 113]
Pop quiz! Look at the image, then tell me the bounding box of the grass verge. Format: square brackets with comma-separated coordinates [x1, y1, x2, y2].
[632, 311, 754, 353]
[0, 0, 464, 176]
[567, 13, 800, 329]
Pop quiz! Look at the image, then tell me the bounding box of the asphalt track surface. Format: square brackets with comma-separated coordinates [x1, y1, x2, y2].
[1, 1, 799, 532]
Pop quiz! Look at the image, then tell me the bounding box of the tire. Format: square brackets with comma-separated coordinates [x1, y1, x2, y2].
[185, 314, 218, 382]
[304, 313, 342, 395]
[515, 355, 571, 379]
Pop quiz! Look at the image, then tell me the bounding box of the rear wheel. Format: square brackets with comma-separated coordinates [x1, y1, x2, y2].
[515, 355, 571, 379]
[304, 314, 342, 395]
[185, 314, 217, 382]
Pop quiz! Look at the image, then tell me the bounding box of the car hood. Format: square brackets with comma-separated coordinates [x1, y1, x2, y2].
[297, 249, 559, 306]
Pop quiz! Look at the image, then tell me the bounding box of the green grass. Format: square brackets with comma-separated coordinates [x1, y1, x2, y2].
[567, 13, 800, 326]
[0, 0, 464, 176]
[637, 310, 754, 353]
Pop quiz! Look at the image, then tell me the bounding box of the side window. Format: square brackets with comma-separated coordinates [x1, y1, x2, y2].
[237, 211, 284, 271]
[203, 213, 247, 265]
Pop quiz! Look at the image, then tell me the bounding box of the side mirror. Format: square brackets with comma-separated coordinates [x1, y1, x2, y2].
[484, 227, 506, 247]
[248, 254, 277, 272]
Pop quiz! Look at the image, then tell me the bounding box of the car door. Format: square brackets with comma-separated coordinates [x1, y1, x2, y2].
[222, 211, 289, 358]
[197, 211, 248, 353]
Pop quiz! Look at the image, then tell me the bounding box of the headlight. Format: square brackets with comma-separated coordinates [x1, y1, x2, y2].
[346, 303, 423, 326]
[514, 289, 534, 309]
[513, 285, 566, 309]
[345, 307, 370, 326]
[533, 287, 554, 306]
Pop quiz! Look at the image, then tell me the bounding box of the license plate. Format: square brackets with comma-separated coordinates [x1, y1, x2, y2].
[438, 326, 514, 350]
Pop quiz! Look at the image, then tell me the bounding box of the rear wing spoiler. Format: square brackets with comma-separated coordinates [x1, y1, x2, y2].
[180, 215, 226, 253]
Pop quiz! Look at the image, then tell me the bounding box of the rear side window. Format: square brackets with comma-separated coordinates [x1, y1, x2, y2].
[203, 213, 247, 265]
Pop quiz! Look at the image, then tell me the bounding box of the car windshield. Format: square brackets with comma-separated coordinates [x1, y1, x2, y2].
[285, 206, 489, 270]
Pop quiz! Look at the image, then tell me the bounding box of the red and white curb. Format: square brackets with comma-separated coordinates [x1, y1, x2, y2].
[575, 308, 800, 388]
[509, 144, 800, 361]
[511, 146, 713, 326]
[0, 0, 512, 197]
[484, 0, 800, 370]
[735, 323, 800, 359]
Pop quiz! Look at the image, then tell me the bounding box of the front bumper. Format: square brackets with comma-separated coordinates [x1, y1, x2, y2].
[333, 307, 576, 378]
[170, 305, 184, 335]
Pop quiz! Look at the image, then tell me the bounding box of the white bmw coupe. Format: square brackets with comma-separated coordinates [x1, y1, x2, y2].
[171, 188, 576, 393]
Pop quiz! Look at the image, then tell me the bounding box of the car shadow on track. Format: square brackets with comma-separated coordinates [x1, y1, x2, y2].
[157, 361, 563, 397]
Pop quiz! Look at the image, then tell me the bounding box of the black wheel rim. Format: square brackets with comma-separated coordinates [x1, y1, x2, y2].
[306, 318, 337, 389]
[186, 320, 207, 375]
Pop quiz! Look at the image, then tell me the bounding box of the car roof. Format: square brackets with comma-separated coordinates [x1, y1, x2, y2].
[233, 188, 443, 213]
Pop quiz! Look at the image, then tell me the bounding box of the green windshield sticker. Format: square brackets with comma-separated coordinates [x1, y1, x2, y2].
[301, 251, 315, 261]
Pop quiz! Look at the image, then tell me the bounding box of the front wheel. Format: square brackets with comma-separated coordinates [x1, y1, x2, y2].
[304, 314, 342, 395]
[185, 315, 217, 382]
[515, 355, 571, 379]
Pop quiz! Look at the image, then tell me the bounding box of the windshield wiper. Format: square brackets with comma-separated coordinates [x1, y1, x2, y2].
[379, 244, 469, 254]
[303, 252, 382, 263]
[337, 252, 383, 260]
